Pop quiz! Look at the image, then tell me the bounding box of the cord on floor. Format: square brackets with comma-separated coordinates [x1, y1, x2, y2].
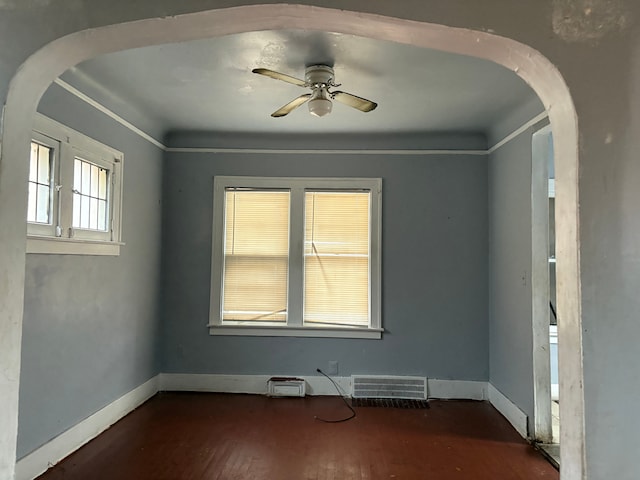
[314, 368, 356, 423]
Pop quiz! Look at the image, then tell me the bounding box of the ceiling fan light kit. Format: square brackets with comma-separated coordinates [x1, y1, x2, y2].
[308, 89, 333, 117]
[252, 64, 377, 118]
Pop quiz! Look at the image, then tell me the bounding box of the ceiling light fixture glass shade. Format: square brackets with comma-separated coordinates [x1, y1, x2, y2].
[308, 88, 332, 117]
[308, 98, 332, 117]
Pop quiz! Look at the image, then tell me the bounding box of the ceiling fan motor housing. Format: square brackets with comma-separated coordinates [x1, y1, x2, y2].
[305, 65, 335, 87]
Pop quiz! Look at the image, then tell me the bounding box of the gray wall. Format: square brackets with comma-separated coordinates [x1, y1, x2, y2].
[17, 83, 164, 458]
[161, 136, 489, 380]
[487, 100, 546, 430]
[487, 131, 534, 427]
[488, 133, 534, 422]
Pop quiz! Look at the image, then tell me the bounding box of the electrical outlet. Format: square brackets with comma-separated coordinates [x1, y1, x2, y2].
[327, 360, 339, 375]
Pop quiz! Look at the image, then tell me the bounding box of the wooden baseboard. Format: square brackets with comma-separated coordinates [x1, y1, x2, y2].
[487, 383, 528, 438]
[15, 376, 159, 480]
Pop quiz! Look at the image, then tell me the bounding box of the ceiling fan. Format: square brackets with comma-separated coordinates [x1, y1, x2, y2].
[252, 64, 378, 118]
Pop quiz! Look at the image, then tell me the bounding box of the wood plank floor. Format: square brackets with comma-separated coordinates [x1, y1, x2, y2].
[37, 393, 558, 480]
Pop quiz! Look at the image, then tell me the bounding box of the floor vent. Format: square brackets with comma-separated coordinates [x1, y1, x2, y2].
[267, 377, 306, 397]
[351, 375, 427, 400]
[352, 398, 429, 409]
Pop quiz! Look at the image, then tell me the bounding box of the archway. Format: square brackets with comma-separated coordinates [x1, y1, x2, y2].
[0, 5, 583, 478]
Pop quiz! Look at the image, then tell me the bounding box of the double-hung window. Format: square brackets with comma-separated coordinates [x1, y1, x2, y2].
[209, 176, 382, 339]
[26, 114, 123, 255]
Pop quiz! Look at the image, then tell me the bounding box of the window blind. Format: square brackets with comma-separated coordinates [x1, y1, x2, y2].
[304, 191, 370, 327]
[222, 189, 290, 322]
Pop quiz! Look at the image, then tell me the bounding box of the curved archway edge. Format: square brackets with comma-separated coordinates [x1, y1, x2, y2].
[0, 5, 584, 478]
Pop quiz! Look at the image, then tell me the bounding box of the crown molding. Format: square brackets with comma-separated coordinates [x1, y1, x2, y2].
[53, 77, 547, 155]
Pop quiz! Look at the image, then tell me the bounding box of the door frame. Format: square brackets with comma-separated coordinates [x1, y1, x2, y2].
[532, 124, 554, 444]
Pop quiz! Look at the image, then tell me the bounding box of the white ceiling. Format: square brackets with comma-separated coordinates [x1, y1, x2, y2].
[64, 29, 539, 136]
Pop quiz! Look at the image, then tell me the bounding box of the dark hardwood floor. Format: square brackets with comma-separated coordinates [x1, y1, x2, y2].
[37, 393, 558, 480]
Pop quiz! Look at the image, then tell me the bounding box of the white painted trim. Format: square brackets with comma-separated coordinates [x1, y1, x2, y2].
[487, 111, 549, 154]
[551, 384, 559, 401]
[33, 113, 124, 160]
[159, 373, 352, 397]
[531, 124, 553, 443]
[26, 236, 123, 256]
[167, 147, 488, 155]
[427, 379, 487, 400]
[55, 74, 547, 156]
[488, 383, 528, 439]
[159, 374, 488, 401]
[208, 326, 383, 339]
[15, 375, 159, 480]
[53, 79, 165, 150]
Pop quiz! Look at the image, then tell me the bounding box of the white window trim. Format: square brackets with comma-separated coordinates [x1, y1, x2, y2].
[209, 176, 382, 339]
[27, 132, 61, 237]
[27, 114, 124, 255]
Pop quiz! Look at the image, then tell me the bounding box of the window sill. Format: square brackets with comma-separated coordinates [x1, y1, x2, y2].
[208, 324, 383, 339]
[27, 235, 124, 256]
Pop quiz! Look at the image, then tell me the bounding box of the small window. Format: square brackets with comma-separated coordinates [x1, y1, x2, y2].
[26, 114, 124, 255]
[73, 157, 109, 232]
[210, 176, 382, 339]
[27, 141, 53, 225]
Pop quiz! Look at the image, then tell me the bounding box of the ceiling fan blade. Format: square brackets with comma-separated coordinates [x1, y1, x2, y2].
[332, 91, 378, 112]
[271, 93, 312, 117]
[252, 68, 307, 87]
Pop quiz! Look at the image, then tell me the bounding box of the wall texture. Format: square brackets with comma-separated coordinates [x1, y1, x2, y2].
[488, 133, 535, 424]
[17, 83, 164, 458]
[161, 138, 489, 381]
[488, 133, 537, 430]
[487, 99, 546, 433]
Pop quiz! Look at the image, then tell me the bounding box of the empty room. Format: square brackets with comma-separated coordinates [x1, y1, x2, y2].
[2, 3, 640, 480]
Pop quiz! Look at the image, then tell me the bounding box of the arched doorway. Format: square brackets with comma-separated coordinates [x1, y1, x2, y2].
[0, 5, 583, 478]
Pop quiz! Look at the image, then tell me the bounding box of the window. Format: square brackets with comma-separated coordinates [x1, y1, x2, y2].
[304, 191, 371, 328]
[26, 114, 124, 255]
[27, 134, 58, 236]
[73, 157, 110, 233]
[222, 189, 290, 323]
[210, 176, 382, 339]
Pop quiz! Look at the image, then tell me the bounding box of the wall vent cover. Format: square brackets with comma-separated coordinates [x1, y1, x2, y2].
[351, 375, 427, 400]
[267, 377, 306, 397]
